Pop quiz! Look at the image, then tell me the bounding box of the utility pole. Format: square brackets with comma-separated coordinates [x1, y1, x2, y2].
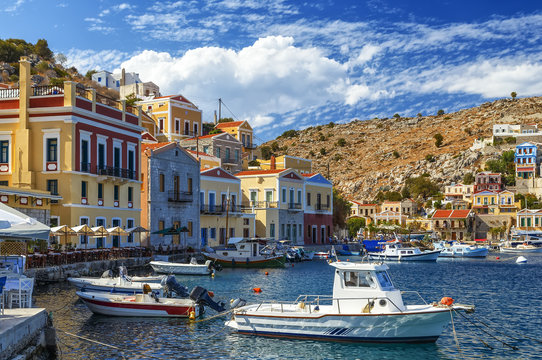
[218, 98, 222, 123]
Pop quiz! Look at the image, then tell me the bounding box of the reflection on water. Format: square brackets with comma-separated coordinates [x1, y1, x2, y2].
[34, 253, 542, 359]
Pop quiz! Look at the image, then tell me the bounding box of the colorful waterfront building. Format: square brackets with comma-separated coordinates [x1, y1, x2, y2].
[140, 142, 200, 249]
[137, 95, 202, 141]
[475, 172, 502, 192]
[471, 190, 518, 215]
[373, 210, 407, 227]
[199, 167, 255, 247]
[186, 150, 221, 170]
[516, 208, 542, 230]
[236, 169, 306, 244]
[214, 120, 257, 162]
[0, 57, 143, 248]
[381, 199, 418, 217]
[514, 142, 540, 179]
[431, 210, 472, 241]
[444, 183, 475, 202]
[259, 155, 312, 174]
[181, 132, 243, 174]
[302, 173, 333, 245]
[348, 201, 379, 222]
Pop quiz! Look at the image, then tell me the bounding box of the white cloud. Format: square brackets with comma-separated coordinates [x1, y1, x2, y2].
[119, 36, 361, 122]
[65, 49, 131, 73]
[4, 0, 25, 12]
[348, 44, 381, 69]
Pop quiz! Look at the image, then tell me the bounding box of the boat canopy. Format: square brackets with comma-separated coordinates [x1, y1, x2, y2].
[330, 261, 389, 272]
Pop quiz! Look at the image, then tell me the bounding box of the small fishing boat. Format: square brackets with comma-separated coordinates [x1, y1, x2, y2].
[203, 238, 285, 268]
[433, 241, 489, 258]
[77, 283, 227, 317]
[313, 251, 330, 259]
[150, 258, 221, 275]
[367, 242, 440, 261]
[226, 261, 474, 343]
[68, 267, 165, 294]
[500, 242, 542, 253]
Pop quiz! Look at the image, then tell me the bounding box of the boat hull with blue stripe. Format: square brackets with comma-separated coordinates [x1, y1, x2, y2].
[226, 261, 473, 343]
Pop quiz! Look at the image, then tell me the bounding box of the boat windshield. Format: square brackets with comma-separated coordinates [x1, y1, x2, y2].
[344, 271, 377, 288]
[375, 271, 394, 290]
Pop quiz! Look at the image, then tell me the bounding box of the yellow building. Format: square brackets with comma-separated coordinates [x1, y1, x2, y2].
[237, 169, 305, 244]
[137, 95, 202, 141]
[348, 201, 379, 224]
[472, 190, 519, 215]
[302, 173, 333, 244]
[0, 57, 144, 249]
[259, 155, 312, 174]
[215, 120, 257, 161]
[200, 167, 255, 247]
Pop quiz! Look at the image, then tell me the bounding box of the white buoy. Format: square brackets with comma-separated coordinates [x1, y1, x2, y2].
[516, 256, 527, 263]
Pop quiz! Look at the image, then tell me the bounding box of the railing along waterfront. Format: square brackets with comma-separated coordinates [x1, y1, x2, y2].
[0, 87, 20, 98]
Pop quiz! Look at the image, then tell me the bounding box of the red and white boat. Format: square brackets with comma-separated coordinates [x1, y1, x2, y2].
[313, 251, 330, 259]
[76, 291, 202, 317]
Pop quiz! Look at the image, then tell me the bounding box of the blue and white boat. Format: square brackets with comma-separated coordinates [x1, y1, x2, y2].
[433, 241, 489, 258]
[367, 242, 441, 262]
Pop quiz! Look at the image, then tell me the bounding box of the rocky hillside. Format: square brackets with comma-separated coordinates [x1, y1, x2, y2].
[263, 96, 542, 201]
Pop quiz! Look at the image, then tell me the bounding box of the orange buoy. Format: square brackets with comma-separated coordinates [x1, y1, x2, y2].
[440, 297, 454, 306]
[208, 291, 214, 298]
[253, 287, 262, 293]
[265, 272, 269, 276]
[347, 259, 349, 262]
[496, 256, 500, 260]
[291, 264, 294, 267]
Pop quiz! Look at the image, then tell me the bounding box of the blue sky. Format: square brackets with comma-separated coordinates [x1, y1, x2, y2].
[2, 1, 542, 142]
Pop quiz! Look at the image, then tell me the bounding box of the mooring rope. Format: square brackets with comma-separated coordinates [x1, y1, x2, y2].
[190, 308, 237, 324]
[449, 309, 463, 357]
[453, 309, 519, 350]
[468, 313, 542, 344]
[57, 329, 161, 359]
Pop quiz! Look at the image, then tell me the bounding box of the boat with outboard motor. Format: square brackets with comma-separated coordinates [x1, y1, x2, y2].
[77, 276, 228, 317]
[226, 260, 474, 343]
[500, 241, 542, 253]
[203, 238, 285, 268]
[150, 258, 222, 275]
[68, 266, 167, 294]
[433, 241, 489, 258]
[367, 241, 440, 261]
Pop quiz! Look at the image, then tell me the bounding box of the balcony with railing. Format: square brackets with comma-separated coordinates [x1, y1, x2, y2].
[315, 203, 330, 212]
[200, 204, 242, 214]
[242, 201, 279, 209]
[80, 162, 136, 180]
[222, 157, 239, 165]
[168, 190, 193, 202]
[288, 202, 303, 210]
[242, 142, 258, 149]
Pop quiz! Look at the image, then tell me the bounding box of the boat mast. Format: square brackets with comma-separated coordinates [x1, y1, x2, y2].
[225, 187, 230, 245]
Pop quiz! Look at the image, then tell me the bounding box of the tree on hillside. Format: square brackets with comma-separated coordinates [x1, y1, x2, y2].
[463, 172, 475, 185]
[218, 117, 234, 123]
[202, 122, 215, 135]
[437, 109, 445, 116]
[125, 93, 141, 107]
[55, 53, 67, 66]
[34, 39, 53, 60]
[260, 145, 272, 160]
[333, 189, 351, 230]
[434, 133, 443, 147]
[85, 70, 97, 79]
[484, 150, 515, 186]
[346, 217, 365, 237]
[403, 176, 440, 200]
[511, 91, 517, 100]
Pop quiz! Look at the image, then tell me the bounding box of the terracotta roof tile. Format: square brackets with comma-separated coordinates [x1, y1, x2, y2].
[432, 209, 471, 219]
[141, 142, 173, 151]
[215, 121, 244, 129]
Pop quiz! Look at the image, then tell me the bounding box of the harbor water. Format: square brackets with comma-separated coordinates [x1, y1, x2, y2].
[34, 253, 542, 359]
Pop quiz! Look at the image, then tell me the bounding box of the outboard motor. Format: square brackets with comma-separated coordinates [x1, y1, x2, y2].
[163, 275, 189, 298]
[101, 270, 113, 278]
[190, 286, 226, 312]
[207, 260, 222, 272]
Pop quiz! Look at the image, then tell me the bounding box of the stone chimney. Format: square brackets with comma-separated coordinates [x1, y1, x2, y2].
[270, 155, 276, 170]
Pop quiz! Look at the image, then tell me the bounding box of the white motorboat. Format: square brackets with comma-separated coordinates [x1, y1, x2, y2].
[68, 275, 164, 294]
[203, 238, 285, 268]
[77, 284, 227, 317]
[367, 242, 441, 261]
[150, 258, 220, 275]
[313, 251, 330, 259]
[433, 241, 489, 258]
[226, 261, 473, 343]
[500, 242, 542, 253]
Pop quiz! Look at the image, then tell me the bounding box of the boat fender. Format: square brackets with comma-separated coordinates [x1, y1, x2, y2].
[189, 311, 196, 321]
[440, 297, 454, 306]
[101, 270, 113, 278]
[314, 305, 320, 312]
[298, 302, 305, 309]
[253, 287, 262, 293]
[208, 291, 214, 298]
[142, 284, 152, 294]
[362, 300, 374, 313]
